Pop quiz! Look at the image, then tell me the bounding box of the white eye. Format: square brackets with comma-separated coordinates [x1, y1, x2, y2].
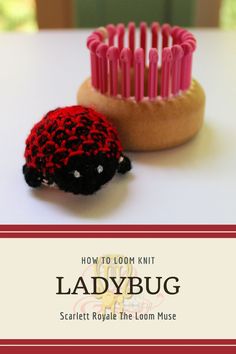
[97, 165, 103, 174]
[73, 170, 81, 178]
[119, 156, 124, 163]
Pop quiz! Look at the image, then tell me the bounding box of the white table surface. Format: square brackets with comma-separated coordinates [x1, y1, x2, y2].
[0, 29, 236, 224]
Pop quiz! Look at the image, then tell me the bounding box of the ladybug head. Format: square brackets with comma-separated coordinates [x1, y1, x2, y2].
[23, 151, 131, 195]
[23, 106, 131, 195]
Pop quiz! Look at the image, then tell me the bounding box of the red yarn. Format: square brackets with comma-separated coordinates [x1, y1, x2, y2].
[24, 105, 123, 177]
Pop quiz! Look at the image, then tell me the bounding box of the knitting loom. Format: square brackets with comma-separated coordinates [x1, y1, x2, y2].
[77, 22, 205, 151]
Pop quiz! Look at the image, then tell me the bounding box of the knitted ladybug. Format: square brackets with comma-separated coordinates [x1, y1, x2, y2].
[23, 105, 131, 195]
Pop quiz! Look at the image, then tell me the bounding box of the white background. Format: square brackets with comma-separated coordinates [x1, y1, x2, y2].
[0, 29, 236, 224]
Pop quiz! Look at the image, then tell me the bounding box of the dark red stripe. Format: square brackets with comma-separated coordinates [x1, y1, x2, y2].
[0, 225, 236, 238]
[0, 232, 235, 238]
[0, 339, 236, 345]
[0, 346, 235, 353]
[1, 225, 236, 231]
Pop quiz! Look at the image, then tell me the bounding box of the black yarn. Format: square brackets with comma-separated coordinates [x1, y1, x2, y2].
[23, 165, 42, 188]
[23, 153, 131, 194]
[117, 155, 132, 174]
[53, 153, 118, 195]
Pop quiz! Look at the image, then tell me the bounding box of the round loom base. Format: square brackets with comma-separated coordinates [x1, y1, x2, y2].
[77, 78, 205, 151]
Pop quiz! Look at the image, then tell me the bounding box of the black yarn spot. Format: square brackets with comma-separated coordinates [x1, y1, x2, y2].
[117, 155, 132, 174]
[36, 125, 44, 136]
[47, 120, 58, 134]
[30, 134, 36, 143]
[79, 116, 93, 126]
[42, 142, 56, 155]
[52, 149, 68, 164]
[95, 123, 107, 134]
[35, 155, 46, 169]
[38, 134, 48, 147]
[31, 145, 38, 156]
[83, 142, 98, 153]
[23, 165, 42, 188]
[53, 129, 68, 144]
[108, 141, 118, 152]
[66, 137, 82, 150]
[91, 132, 106, 144]
[76, 125, 89, 136]
[64, 118, 76, 129]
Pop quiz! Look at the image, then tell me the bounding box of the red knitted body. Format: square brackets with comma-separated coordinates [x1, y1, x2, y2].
[23, 105, 131, 195]
[24, 105, 123, 178]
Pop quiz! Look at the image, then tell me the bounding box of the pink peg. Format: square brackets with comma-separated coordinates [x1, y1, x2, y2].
[96, 43, 108, 94]
[107, 46, 119, 96]
[178, 29, 188, 41]
[179, 30, 196, 45]
[134, 48, 144, 102]
[140, 22, 147, 65]
[175, 28, 186, 44]
[171, 45, 184, 96]
[89, 40, 100, 89]
[117, 23, 125, 52]
[148, 48, 158, 100]
[128, 22, 135, 65]
[161, 47, 172, 98]
[171, 26, 180, 45]
[181, 42, 193, 91]
[186, 39, 197, 51]
[181, 32, 196, 43]
[151, 22, 159, 49]
[87, 34, 101, 49]
[162, 23, 171, 48]
[107, 24, 116, 46]
[92, 30, 104, 41]
[120, 48, 132, 98]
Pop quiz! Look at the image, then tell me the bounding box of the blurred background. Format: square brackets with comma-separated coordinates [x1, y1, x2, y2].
[0, 0, 235, 32]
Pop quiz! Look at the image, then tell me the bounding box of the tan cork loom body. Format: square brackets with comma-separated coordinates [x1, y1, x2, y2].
[77, 77, 205, 151]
